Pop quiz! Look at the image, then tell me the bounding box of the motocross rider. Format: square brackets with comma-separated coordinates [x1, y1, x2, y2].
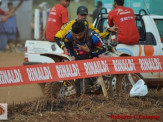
[55, 6, 116, 52]
[64, 20, 105, 60]
[63, 20, 105, 95]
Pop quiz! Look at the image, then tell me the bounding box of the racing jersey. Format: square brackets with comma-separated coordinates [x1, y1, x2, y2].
[46, 4, 68, 41]
[55, 19, 109, 40]
[108, 6, 139, 45]
[0, 9, 5, 15]
[64, 30, 105, 60]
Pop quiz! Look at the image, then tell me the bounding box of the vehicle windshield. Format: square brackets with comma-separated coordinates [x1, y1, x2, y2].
[154, 19, 163, 43]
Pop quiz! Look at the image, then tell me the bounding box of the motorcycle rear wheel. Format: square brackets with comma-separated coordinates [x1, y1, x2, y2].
[44, 80, 76, 100]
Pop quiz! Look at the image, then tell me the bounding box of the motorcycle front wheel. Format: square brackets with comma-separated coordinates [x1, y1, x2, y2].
[110, 73, 144, 96]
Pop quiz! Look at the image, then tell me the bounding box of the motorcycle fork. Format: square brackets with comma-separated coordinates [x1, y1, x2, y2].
[128, 74, 135, 86]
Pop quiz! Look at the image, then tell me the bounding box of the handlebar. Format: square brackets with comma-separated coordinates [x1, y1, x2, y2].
[108, 31, 118, 47]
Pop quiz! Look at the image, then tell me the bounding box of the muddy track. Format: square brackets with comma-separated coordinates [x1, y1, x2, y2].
[0, 52, 163, 121]
[0, 52, 44, 104]
[8, 89, 163, 121]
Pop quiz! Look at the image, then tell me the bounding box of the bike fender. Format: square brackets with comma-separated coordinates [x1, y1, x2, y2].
[118, 51, 132, 56]
[40, 53, 71, 61]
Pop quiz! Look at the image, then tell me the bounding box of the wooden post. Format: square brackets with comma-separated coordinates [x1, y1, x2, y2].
[98, 76, 109, 98]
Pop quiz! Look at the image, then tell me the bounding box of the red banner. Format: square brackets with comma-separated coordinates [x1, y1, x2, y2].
[0, 56, 163, 87]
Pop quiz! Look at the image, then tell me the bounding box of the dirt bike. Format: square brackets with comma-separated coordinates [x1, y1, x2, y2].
[43, 20, 111, 100]
[43, 52, 111, 100]
[43, 25, 144, 100]
[43, 75, 111, 101]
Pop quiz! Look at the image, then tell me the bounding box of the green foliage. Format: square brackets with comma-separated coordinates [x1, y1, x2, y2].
[33, 0, 58, 8]
[33, 0, 94, 8]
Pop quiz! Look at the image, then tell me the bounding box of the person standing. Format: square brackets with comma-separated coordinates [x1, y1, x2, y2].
[108, 0, 139, 45]
[92, 1, 102, 22]
[42, 0, 71, 41]
[5, 2, 19, 52]
[0, 1, 10, 22]
[0, 0, 23, 51]
[0, 0, 23, 22]
[0, 0, 9, 22]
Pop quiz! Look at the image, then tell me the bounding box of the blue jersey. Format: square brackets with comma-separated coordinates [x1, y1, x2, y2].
[64, 30, 105, 60]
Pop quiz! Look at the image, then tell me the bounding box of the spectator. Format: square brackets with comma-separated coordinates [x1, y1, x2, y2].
[108, 0, 139, 45]
[5, 2, 18, 52]
[0, 0, 23, 22]
[92, 1, 102, 22]
[0, 0, 9, 22]
[42, 0, 71, 41]
[0, 0, 23, 51]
